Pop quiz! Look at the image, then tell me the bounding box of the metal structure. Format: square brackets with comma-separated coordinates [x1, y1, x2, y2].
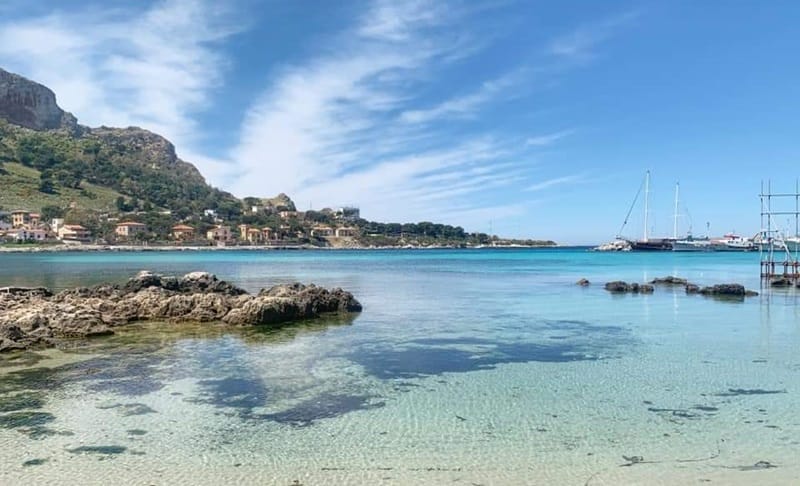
[759, 180, 800, 279]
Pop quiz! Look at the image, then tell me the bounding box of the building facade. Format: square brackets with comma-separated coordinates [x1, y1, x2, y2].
[115, 222, 147, 238]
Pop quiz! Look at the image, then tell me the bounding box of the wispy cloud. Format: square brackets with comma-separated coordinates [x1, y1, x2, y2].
[228, 0, 539, 226]
[526, 173, 588, 192]
[525, 129, 574, 147]
[399, 72, 521, 124]
[548, 10, 639, 59]
[0, 0, 243, 165]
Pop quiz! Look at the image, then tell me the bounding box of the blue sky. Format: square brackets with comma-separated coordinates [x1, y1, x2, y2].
[1, 0, 799, 243]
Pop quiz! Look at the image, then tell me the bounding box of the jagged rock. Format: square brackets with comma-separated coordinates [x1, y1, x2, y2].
[639, 284, 655, 293]
[604, 281, 631, 293]
[0, 68, 79, 132]
[0, 272, 361, 352]
[604, 281, 653, 294]
[0, 287, 52, 298]
[650, 276, 688, 286]
[576, 278, 590, 286]
[698, 284, 758, 297]
[685, 283, 700, 294]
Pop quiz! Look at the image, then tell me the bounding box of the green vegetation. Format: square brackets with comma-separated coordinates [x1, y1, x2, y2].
[0, 120, 238, 215]
[0, 162, 125, 213]
[0, 119, 555, 247]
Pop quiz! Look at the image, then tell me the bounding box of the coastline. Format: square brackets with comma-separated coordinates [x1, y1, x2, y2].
[0, 243, 559, 253]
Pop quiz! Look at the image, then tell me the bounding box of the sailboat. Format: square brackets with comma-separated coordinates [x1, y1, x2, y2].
[628, 171, 673, 251]
[672, 183, 714, 251]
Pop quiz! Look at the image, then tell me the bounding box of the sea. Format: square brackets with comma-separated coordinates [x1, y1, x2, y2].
[1, 248, 799, 485]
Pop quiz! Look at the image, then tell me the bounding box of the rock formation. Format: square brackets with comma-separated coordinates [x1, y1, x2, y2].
[0, 68, 79, 132]
[0, 272, 362, 352]
[604, 281, 654, 293]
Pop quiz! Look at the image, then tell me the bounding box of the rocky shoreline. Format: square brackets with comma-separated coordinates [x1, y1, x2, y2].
[0, 271, 362, 352]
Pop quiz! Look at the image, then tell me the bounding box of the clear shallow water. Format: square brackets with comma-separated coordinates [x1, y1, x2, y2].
[1, 249, 800, 485]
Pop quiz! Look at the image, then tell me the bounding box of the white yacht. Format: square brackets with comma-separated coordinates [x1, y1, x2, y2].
[711, 233, 757, 251]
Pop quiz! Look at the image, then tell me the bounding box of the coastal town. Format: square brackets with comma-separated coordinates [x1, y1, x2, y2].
[0, 204, 365, 248]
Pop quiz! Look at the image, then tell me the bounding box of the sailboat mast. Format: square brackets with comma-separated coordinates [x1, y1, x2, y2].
[673, 182, 679, 239]
[643, 170, 650, 242]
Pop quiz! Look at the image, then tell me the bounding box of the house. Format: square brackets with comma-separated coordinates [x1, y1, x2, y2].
[12, 228, 47, 242]
[0, 221, 11, 231]
[335, 226, 359, 238]
[204, 209, 218, 218]
[206, 225, 232, 242]
[51, 218, 65, 234]
[172, 224, 195, 241]
[238, 224, 251, 241]
[279, 210, 298, 220]
[115, 221, 147, 238]
[261, 227, 273, 241]
[28, 213, 41, 227]
[58, 225, 91, 242]
[11, 210, 30, 228]
[311, 225, 334, 237]
[246, 228, 263, 244]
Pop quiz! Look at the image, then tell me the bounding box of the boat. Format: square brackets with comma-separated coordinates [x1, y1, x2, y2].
[631, 238, 674, 251]
[711, 233, 757, 252]
[673, 236, 713, 252]
[626, 171, 674, 251]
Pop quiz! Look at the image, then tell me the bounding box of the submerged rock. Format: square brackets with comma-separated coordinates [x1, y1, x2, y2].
[604, 281, 653, 294]
[576, 278, 590, 286]
[650, 276, 689, 286]
[698, 284, 758, 297]
[0, 272, 361, 352]
[770, 277, 794, 288]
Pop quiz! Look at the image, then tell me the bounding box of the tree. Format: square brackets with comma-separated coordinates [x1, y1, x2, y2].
[40, 205, 65, 222]
[38, 169, 56, 194]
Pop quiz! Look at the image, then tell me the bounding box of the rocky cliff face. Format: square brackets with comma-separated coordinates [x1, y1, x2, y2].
[90, 126, 205, 180]
[0, 68, 78, 131]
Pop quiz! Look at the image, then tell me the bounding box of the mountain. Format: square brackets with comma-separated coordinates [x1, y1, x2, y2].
[0, 67, 239, 218]
[0, 68, 79, 132]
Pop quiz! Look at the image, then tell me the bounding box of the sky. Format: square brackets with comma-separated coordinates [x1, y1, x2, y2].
[1, 0, 799, 244]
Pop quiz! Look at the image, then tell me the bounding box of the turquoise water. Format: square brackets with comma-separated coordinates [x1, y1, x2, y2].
[1, 249, 799, 485]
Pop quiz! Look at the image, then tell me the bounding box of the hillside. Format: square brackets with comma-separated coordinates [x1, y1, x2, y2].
[0, 161, 125, 212]
[0, 67, 239, 219]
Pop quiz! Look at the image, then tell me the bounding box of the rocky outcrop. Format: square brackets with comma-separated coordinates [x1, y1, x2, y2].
[650, 276, 689, 286]
[604, 281, 654, 294]
[261, 193, 297, 211]
[0, 68, 79, 132]
[0, 272, 361, 352]
[576, 278, 590, 286]
[698, 284, 758, 297]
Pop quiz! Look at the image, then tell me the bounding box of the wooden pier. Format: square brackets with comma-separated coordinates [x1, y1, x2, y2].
[759, 180, 800, 280]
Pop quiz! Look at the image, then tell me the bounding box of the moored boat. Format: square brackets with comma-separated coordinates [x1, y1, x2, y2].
[673, 237, 712, 252]
[712, 233, 757, 251]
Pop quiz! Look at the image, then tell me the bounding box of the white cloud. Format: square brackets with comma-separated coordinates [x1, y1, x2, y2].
[548, 11, 638, 59]
[229, 0, 540, 229]
[0, 0, 242, 161]
[526, 174, 587, 192]
[525, 129, 574, 147]
[399, 72, 520, 124]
